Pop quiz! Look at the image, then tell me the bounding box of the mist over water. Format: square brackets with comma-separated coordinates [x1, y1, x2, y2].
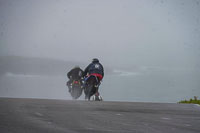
[0, 64, 199, 103]
[103, 68, 200, 102]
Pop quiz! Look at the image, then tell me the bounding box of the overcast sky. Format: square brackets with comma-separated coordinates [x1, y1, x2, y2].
[0, 0, 200, 68]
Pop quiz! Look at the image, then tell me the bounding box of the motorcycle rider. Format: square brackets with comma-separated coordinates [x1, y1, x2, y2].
[83, 58, 104, 98]
[66, 66, 84, 92]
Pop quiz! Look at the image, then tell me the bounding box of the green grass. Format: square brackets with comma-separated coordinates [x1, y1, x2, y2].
[178, 96, 200, 105]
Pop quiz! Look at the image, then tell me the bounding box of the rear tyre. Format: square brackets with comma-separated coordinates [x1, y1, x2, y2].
[91, 95, 103, 101]
[70, 86, 83, 99]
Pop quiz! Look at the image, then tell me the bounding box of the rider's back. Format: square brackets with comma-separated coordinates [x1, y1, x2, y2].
[67, 67, 83, 80]
[87, 62, 104, 76]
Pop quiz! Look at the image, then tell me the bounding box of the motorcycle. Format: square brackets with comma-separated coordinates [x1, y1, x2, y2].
[84, 75, 103, 101]
[67, 79, 83, 100]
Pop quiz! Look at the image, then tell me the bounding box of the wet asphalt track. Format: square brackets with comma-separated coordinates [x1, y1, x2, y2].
[0, 98, 200, 133]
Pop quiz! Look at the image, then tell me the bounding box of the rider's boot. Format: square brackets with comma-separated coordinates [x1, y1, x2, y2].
[94, 91, 103, 101]
[95, 91, 99, 96]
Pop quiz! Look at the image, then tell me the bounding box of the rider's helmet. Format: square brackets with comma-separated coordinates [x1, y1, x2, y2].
[92, 58, 99, 63]
[74, 65, 80, 69]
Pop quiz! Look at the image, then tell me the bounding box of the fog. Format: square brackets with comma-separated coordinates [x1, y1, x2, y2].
[0, 0, 200, 102]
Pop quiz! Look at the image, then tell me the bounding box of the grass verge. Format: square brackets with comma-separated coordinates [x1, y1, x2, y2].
[178, 96, 200, 105]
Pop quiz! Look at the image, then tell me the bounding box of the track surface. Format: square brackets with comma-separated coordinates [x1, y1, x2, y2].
[0, 98, 200, 133]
